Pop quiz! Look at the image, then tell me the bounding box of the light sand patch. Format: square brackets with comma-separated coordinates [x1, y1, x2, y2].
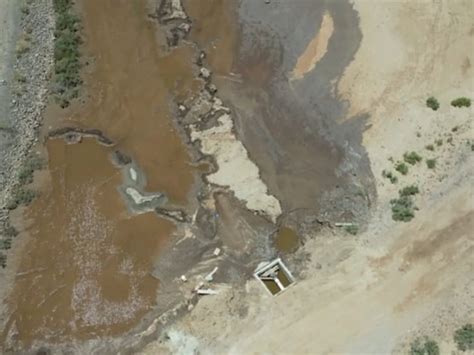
[191, 114, 282, 222]
[291, 12, 334, 80]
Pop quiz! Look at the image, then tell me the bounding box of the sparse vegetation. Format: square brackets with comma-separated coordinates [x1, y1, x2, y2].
[20, 3, 30, 16]
[425, 144, 434, 151]
[3, 225, 18, 238]
[17, 154, 44, 185]
[435, 139, 443, 147]
[426, 96, 440, 111]
[447, 136, 453, 144]
[382, 170, 398, 184]
[454, 324, 474, 352]
[0, 253, 6, 268]
[0, 238, 12, 251]
[14, 70, 27, 84]
[426, 159, 436, 169]
[452, 125, 460, 132]
[404, 151, 423, 165]
[395, 162, 409, 175]
[399, 185, 419, 197]
[344, 224, 359, 235]
[6, 188, 38, 210]
[391, 185, 419, 222]
[390, 196, 415, 222]
[15, 32, 31, 57]
[53, 0, 82, 107]
[451, 97, 471, 108]
[409, 337, 439, 355]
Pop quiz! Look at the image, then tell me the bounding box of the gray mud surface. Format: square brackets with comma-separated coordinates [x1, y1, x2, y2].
[218, 0, 374, 223]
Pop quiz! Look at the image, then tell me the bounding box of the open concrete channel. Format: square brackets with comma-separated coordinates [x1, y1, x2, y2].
[0, 0, 374, 353]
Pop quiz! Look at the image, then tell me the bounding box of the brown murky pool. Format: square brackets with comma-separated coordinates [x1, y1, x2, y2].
[275, 227, 300, 253]
[2, 0, 202, 348]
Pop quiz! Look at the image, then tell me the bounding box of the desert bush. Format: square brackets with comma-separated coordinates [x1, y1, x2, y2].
[20, 3, 30, 16]
[3, 225, 18, 238]
[7, 188, 38, 210]
[426, 97, 440, 111]
[14, 70, 27, 84]
[454, 324, 474, 351]
[409, 337, 439, 355]
[16, 34, 31, 57]
[425, 144, 434, 151]
[451, 97, 471, 108]
[395, 162, 409, 175]
[399, 185, 419, 197]
[18, 154, 44, 185]
[0, 238, 12, 250]
[390, 195, 415, 222]
[404, 151, 423, 165]
[382, 170, 398, 184]
[426, 159, 436, 169]
[52, 0, 82, 107]
[344, 225, 358, 235]
[435, 139, 443, 146]
[0, 253, 6, 268]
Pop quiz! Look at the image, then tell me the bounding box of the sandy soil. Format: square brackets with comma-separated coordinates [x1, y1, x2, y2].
[144, 0, 474, 353]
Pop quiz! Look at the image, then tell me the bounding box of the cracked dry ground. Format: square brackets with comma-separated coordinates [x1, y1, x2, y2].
[1, 0, 374, 353]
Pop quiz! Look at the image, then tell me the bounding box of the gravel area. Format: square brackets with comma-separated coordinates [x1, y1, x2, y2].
[0, 0, 54, 222]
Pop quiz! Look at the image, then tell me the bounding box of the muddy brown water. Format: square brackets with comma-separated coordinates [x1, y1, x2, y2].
[2, 0, 205, 348]
[275, 227, 299, 253]
[3, 138, 174, 345]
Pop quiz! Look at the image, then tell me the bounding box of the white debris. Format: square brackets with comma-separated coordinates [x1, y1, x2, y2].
[190, 114, 282, 222]
[196, 289, 219, 295]
[125, 187, 160, 205]
[180, 275, 187, 282]
[205, 267, 218, 282]
[129, 167, 138, 182]
[199, 67, 211, 79]
[213, 247, 221, 256]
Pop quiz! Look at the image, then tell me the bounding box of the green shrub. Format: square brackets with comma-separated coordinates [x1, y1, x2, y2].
[426, 159, 436, 169]
[0, 239, 12, 250]
[3, 225, 18, 238]
[52, 0, 82, 107]
[17, 154, 44, 185]
[20, 4, 30, 16]
[400, 185, 419, 197]
[409, 337, 439, 355]
[436, 139, 443, 146]
[404, 152, 423, 165]
[451, 97, 471, 108]
[7, 188, 38, 210]
[382, 170, 398, 184]
[426, 97, 440, 111]
[344, 224, 358, 235]
[390, 195, 415, 222]
[395, 162, 409, 175]
[454, 324, 474, 351]
[16, 36, 31, 57]
[425, 144, 434, 151]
